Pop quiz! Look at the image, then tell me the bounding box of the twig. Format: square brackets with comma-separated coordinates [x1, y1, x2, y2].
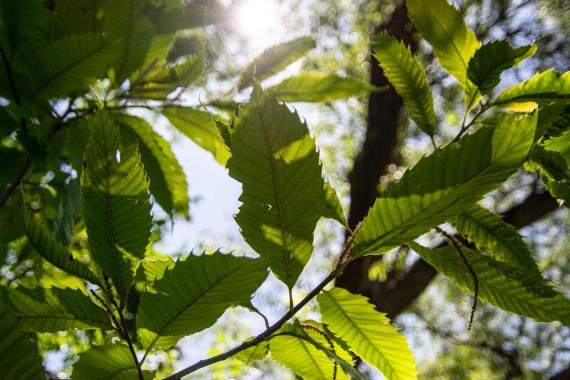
[435, 227, 479, 330]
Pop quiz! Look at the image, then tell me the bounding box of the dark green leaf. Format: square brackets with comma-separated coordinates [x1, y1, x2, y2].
[24, 209, 100, 285]
[466, 40, 536, 109]
[0, 289, 44, 380]
[8, 286, 112, 332]
[28, 33, 118, 99]
[81, 111, 152, 297]
[73, 344, 153, 379]
[116, 113, 189, 218]
[138, 253, 267, 352]
[105, 0, 154, 82]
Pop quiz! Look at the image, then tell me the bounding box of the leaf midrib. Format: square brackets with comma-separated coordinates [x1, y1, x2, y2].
[323, 294, 402, 380]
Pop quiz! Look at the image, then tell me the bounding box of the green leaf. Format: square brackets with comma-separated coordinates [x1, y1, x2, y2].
[407, 0, 481, 87]
[163, 107, 231, 166]
[81, 111, 152, 297]
[73, 344, 153, 380]
[0, 289, 44, 380]
[8, 286, 112, 332]
[235, 341, 269, 364]
[24, 209, 100, 285]
[271, 321, 359, 380]
[465, 40, 536, 109]
[353, 112, 536, 258]
[29, 33, 118, 99]
[318, 288, 417, 380]
[131, 52, 204, 100]
[227, 86, 326, 288]
[239, 36, 316, 89]
[267, 71, 376, 103]
[451, 204, 541, 274]
[409, 242, 570, 326]
[323, 182, 348, 228]
[494, 70, 570, 108]
[532, 131, 570, 205]
[373, 33, 436, 136]
[138, 253, 267, 352]
[104, 0, 154, 82]
[115, 113, 189, 218]
[135, 256, 175, 285]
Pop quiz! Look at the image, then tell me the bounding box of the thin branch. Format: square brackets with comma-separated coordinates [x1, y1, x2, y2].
[163, 228, 360, 380]
[435, 227, 479, 330]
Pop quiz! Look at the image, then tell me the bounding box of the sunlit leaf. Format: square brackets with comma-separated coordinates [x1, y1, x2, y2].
[373, 33, 436, 136]
[227, 86, 326, 288]
[353, 112, 536, 257]
[239, 36, 316, 89]
[494, 69, 570, 108]
[268, 71, 376, 103]
[410, 242, 570, 326]
[163, 107, 231, 165]
[451, 204, 541, 274]
[408, 0, 481, 87]
[318, 288, 417, 380]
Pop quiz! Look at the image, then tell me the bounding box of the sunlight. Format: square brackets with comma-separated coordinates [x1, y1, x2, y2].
[235, 0, 283, 51]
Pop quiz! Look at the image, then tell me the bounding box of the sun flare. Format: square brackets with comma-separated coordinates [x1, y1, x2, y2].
[235, 0, 282, 50]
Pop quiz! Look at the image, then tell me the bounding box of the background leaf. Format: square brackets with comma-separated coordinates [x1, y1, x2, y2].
[163, 107, 231, 166]
[116, 113, 189, 218]
[407, 0, 481, 87]
[24, 209, 100, 285]
[239, 36, 315, 89]
[267, 71, 376, 103]
[373, 33, 436, 136]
